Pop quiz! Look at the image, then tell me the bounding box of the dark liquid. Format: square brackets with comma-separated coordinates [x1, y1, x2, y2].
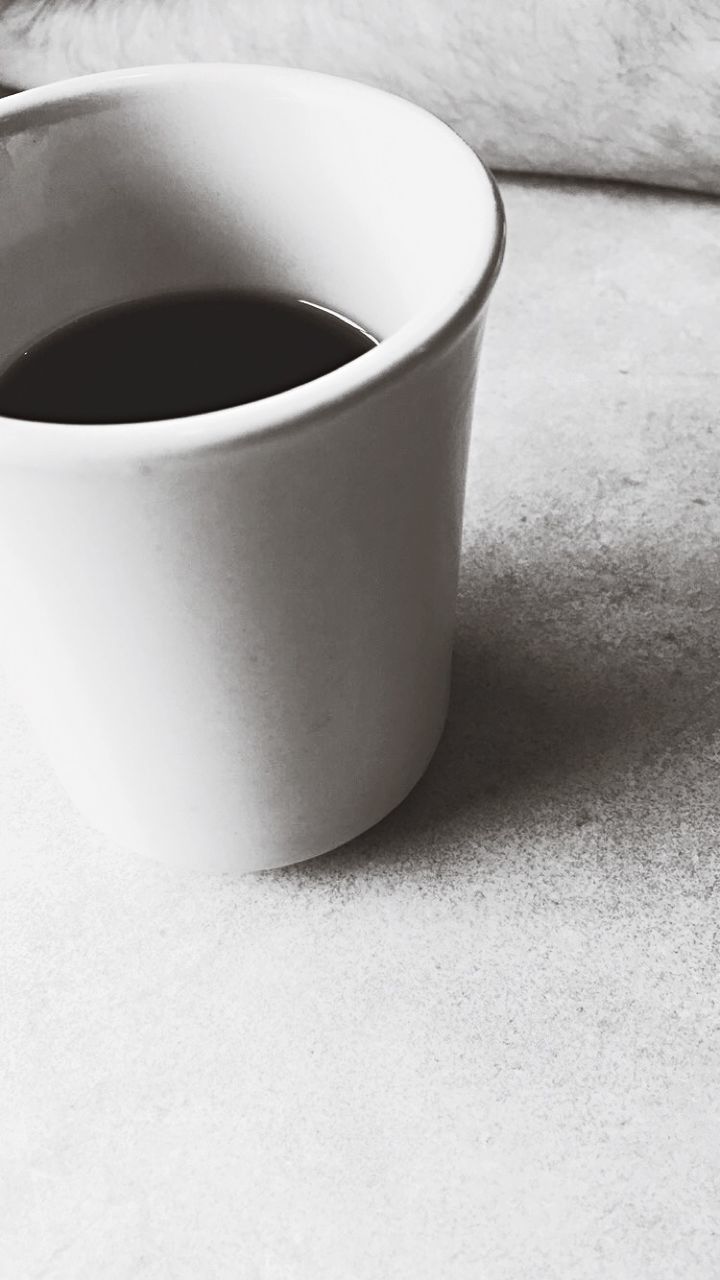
[0, 291, 377, 424]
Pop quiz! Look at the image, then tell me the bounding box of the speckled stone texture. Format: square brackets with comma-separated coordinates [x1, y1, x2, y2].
[2, 178, 720, 1279]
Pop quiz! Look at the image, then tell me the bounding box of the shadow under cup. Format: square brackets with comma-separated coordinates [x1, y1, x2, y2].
[0, 65, 504, 872]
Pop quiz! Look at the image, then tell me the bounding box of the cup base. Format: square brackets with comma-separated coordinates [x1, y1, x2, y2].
[61, 718, 448, 875]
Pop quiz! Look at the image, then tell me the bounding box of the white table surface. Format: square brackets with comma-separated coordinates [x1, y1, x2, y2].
[3, 177, 720, 1280]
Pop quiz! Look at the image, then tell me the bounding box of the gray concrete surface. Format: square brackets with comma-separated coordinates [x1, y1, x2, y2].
[2, 177, 720, 1279]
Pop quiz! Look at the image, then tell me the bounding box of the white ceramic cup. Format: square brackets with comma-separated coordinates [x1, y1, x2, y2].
[0, 64, 504, 872]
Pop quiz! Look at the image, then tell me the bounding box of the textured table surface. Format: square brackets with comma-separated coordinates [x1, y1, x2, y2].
[2, 177, 720, 1280]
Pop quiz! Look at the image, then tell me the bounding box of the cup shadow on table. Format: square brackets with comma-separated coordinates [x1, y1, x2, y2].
[280, 548, 720, 881]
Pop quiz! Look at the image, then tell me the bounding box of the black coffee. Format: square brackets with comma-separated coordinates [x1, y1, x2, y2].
[0, 290, 377, 424]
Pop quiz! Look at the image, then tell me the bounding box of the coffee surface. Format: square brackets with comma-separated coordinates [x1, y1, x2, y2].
[0, 291, 377, 424]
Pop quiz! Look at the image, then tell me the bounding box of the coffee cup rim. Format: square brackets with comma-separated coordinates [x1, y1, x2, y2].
[0, 63, 506, 462]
